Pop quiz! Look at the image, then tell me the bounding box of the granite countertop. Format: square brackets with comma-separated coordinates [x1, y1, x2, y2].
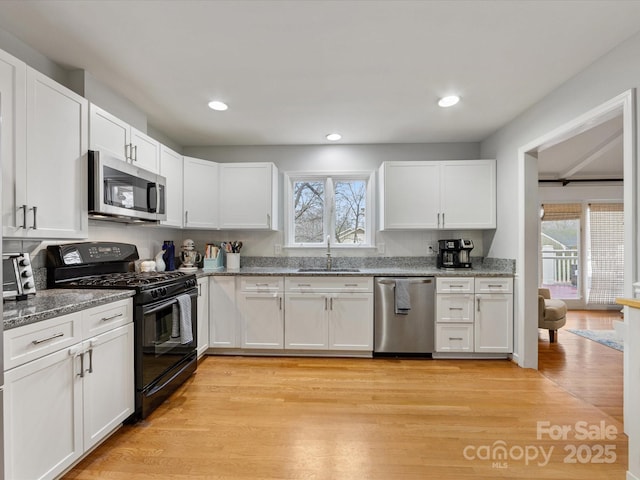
[3, 289, 135, 331]
[196, 265, 513, 278]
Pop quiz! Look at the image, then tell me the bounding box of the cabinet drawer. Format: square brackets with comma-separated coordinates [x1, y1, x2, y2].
[436, 324, 473, 352]
[436, 277, 474, 293]
[4, 311, 83, 370]
[82, 299, 132, 338]
[238, 276, 284, 292]
[436, 294, 474, 323]
[285, 277, 373, 293]
[475, 277, 513, 294]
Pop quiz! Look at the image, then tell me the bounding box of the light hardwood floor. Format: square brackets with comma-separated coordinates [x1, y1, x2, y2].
[538, 310, 624, 424]
[64, 353, 627, 479]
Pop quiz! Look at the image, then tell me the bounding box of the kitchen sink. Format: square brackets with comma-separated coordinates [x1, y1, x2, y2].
[297, 268, 360, 272]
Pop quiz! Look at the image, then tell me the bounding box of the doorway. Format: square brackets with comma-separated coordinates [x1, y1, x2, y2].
[517, 89, 634, 433]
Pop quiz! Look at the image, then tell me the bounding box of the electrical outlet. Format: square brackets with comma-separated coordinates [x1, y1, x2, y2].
[428, 244, 436, 254]
[377, 243, 385, 254]
[274, 244, 282, 255]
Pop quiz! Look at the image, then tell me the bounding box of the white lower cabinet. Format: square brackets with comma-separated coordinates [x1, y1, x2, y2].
[237, 277, 284, 349]
[435, 277, 513, 355]
[209, 276, 238, 348]
[284, 277, 373, 352]
[3, 299, 134, 480]
[196, 277, 209, 357]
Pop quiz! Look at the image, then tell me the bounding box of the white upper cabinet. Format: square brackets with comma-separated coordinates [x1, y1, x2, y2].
[183, 156, 219, 229]
[89, 103, 159, 173]
[379, 160, 496, 230]
[159, 145, 184, 227]
[219, 163, 278, 230]
[440, 160, 496, 229]
[0, 49, 27, 237]
[3, 63, 88, 239]
[379, 162, 440, 229]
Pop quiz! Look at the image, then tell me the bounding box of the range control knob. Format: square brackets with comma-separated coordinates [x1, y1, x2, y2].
[151, 290, 158, 298]
[23, 280, 35, 289]
[19, 256, 31, 267]
[21, 269, 33, 278]
[160, 287, 167, 296]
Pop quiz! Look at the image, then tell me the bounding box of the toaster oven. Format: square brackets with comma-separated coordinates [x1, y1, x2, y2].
[3, 253, 36, 301]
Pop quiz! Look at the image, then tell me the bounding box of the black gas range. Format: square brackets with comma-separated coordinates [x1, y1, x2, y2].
[47, 242, 198, 420]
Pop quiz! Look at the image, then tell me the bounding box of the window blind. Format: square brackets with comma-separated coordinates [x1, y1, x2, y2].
[540, 203, 582, 221]
[588, 203, 624, 304]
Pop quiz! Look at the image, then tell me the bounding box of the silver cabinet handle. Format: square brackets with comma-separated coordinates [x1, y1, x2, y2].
[133, 145, 138, 162]
[324, 297, 328, 310]
[297, 283, 311, 287]
[198, 283, 202, 296]
[449, 307, 463, 311]
[125, 143, 130, 160]
[185, 210, 189, 225]
[487, 284, 503, 288]
[32, 332, 64, 345]
[330, 297, 333, 310]
[86, 348, 93, 374]
[101, 313, 123, 322]
[442, 212, 445, 228]
[344, 283, 359, 287]
[449, 337, 463, 341]
[267, 213, 271, 229]
[21, 204, 28, 229]
[437, 212, 440, 228]
[31, 206, 37, 229]
[78, 351, 85, 378]
[477, 297, 481, 312]
[279, 296, 283, 310]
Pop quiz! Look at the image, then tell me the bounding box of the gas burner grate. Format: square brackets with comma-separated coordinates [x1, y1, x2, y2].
[68, 271, 187, 287]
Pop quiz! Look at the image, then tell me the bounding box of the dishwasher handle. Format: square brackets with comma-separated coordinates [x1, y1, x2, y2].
[376, 277, 433, 285]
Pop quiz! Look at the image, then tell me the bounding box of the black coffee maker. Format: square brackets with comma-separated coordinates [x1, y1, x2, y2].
[437, 239, 474, 269]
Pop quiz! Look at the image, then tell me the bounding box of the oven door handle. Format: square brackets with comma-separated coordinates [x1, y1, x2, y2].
[143, 292, 197, 316]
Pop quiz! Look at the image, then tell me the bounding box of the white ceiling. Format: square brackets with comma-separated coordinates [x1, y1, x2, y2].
[0, 0, 639, 150]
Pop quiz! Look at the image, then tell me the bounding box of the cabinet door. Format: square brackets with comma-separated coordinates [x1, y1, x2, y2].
[219, 163, 277, 229]
[4, 345, 83, 480]
[285, 293, 328, 349]
[196, 277, 210, 356]
[159, 146, 184, 227]
[436, 294, 474, 323]
[238, 293, 284, 349]
[380, 162, 440, 229]
[82, 323, 134, 451]
[474, 294, 513, 353]
[183, 156, 219, 229]
[130, 127, 160, 173]
[209, 276, 238, 348]
[440, 160, 496, 229]
[0, 49, 27, 237]
[25, 68, 88, 238]
[329, 293, 373, 351]
[88, 103, 130, 161]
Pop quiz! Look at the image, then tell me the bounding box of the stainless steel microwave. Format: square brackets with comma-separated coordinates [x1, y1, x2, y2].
[88, 150, 167, 222]
[3, 253, 36, 301]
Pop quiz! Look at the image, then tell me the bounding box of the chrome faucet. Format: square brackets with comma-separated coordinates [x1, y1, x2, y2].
[326, 235, 332, 271]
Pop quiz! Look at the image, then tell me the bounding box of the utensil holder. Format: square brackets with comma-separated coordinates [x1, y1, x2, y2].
[226, 253, 240, 271]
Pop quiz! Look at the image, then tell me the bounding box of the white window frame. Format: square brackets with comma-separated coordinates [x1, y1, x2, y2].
[284, 171, 375, 249]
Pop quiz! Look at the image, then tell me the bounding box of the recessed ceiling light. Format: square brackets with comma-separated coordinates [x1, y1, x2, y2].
[208, 100, 228, 111]
[438, 95, 460, 108]
[326, 133, 342, 141]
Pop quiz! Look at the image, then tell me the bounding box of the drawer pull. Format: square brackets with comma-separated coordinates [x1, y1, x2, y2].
[450, 284, 465, 288]
[297, 284, 312, 287]
[32, 332, 64, 345]
[487, 284, 503, 288]
[101, 313, 124, 322]
[344, 283, 359, 287]
[255, 283, 270, 287]
[449, 337, 463, 341]
[448, 307, 463, 311]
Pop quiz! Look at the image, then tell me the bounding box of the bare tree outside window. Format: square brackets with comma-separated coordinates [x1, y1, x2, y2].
[334, 180, 366, 244]
[293, 180, 324, 243]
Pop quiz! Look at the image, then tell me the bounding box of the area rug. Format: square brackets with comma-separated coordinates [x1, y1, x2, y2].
[566, 329, 624, 352]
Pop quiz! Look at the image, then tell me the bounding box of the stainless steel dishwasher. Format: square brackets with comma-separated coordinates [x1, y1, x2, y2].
[374, 277, 435, 354]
